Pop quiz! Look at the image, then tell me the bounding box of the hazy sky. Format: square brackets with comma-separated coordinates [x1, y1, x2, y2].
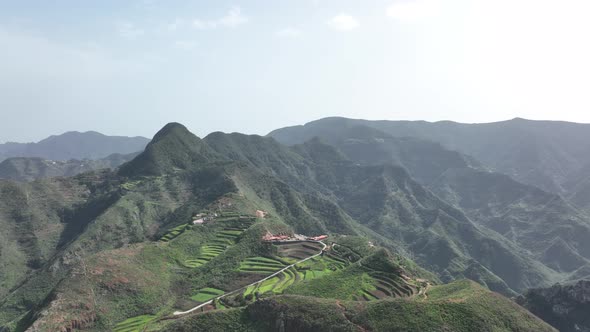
[1, 0, 590, 142]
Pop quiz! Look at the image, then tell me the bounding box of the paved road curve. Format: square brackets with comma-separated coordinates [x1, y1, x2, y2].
[173, 240, 327, 316]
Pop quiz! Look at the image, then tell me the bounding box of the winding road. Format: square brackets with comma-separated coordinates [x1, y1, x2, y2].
[173, 240, 327, 316]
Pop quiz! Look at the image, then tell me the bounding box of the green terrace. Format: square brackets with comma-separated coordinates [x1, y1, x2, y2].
[294, 255, 342, 280]
[159, 223, 190, 242]
[274, 242, 325, 260]
[238, 257, 287, 273]
[283, 258, 420, 302]
[113, 238, 419, 330]
[183, 220, 256, 268]
[113, 314, 156, 332]
[241, 266, 299, 298]
[368, 271, 417, 299]
[184, 244, 227, 268]
[218, 244, 353, 307]
[191, 287, 225, 303]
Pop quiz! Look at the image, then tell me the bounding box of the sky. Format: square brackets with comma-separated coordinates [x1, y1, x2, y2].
[1, 0, 590, 142]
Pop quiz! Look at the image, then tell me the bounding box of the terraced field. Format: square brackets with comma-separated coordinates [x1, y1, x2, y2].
[238, 256, 287, 273]
[241, 266, 299, 297]
[183, 220, 255, 268]
[276, 243, 349, 281]
[178, 240, 414, 317]
[368, 271, 417, 299]
[191, 287, 225, 302]
[177, 240, 401, 316]
[294, 255, 346, 280]
[184, 244, 226, 268]
[159, 224, 190, 242]
[230, 243, 350, 303]
[317, 268, 418, 302]
[274, 242, 420, 303]
[275, 242, 324, 260]
[113, 314, 156, 332]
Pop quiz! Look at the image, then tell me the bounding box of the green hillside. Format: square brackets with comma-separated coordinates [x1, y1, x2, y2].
[269, 119, 590, 292]
[0, 122, 570, 331]
[0, 175, 93, 298]
[163, 280, 555, 332]
[118, 122, 220, 177]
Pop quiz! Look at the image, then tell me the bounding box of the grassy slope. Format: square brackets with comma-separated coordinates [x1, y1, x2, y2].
[163, 280, 555, 332]
[0, 167, 233, 329]
[0, 176, 92, 299]
[22, 214, 277, 331]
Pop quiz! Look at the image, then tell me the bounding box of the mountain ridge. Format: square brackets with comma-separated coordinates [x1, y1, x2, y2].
[0, 131, 149, 162]
[0, 120, 584, 331]
[0, 153, 139, 182]
[269, 117, 590, 197]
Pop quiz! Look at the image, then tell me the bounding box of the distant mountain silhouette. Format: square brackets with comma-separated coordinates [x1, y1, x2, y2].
[270, 117, 590, 211]
[0, 152, 138, 181]
[0, 131, 149, 162]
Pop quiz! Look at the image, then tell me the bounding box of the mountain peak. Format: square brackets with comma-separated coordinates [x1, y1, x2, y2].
[151, 122, 191, 142]
[118, 122, 217, 177]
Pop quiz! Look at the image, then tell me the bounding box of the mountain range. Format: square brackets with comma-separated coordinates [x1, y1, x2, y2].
[0, 131, 149, 162]
[270, 119, 590, 286]
[0, 154, 139, 182]
[270, 117, 590, 199]
[0, 118, 588, 331]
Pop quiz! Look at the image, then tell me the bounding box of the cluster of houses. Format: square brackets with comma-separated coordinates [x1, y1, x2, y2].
[192, 212, 218, 225]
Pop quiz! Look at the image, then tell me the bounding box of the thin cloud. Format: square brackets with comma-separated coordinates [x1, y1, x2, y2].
[386, 0, 441, 22]
[275, 27, 302, 38]
[327, 14, 359, 31]
[193, 6, 248, 29]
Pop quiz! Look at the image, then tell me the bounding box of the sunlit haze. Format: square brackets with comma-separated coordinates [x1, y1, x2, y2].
[1, 0, 589, 142]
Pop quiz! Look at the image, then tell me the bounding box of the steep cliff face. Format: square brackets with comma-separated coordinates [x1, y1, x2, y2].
[517, 280, 590, 332]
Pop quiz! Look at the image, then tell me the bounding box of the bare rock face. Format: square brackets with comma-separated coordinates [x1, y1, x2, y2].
[516, 280, 590, 332]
